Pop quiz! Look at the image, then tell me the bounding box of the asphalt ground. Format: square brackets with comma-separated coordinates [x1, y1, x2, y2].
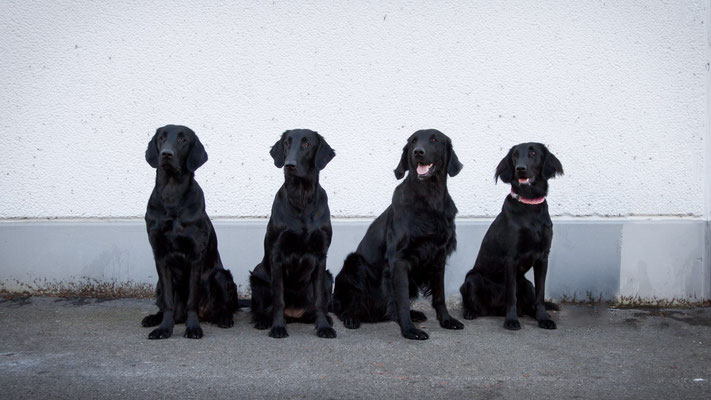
[0, 297, 709, 399]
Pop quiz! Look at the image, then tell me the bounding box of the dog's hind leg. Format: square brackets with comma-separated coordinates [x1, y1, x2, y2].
[141, 311, 163, 327]
[142, 282, 163, 327]
[249, 264, 272, 330]
[461, 271, 500, 320]
[333, 253, 369, 329]
[210, 269, 237, 328]
[517, 278, 537, 319]
[460, 274, 478, 320]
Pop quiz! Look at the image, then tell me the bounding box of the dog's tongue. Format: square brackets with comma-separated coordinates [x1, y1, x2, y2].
[519, 178, 530, 184]
[417, 163, 432, 175]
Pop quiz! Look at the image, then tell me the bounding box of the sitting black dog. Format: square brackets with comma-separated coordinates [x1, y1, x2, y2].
[460, 142, 563, 330]
[142, 124, 239, 339]
[333, 129, 464, 340]
[249, 129, 337, 338]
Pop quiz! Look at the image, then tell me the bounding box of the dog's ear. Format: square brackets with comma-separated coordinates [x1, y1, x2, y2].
[186, 133, 208, 172]
[542, 145, 564, 179]
[394, 143, 409, 179]
[495, 147, 514, 183]
[315, 134, 335, 170]
[269, 132, 287, 168]
[145, 128, 160, 168]
[446, 139, 463, 177]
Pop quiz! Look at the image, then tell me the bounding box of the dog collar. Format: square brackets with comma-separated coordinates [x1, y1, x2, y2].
[510, 189, 546, 205]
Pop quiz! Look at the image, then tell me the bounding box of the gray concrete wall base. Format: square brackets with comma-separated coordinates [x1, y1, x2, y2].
[0, 219, 708, 302]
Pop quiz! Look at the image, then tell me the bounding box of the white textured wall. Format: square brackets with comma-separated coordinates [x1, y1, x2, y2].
[0, 0, 708, 219]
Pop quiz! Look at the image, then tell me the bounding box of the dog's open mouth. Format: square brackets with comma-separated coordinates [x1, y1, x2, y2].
[417, 163, 435, 177]
[518, 177, 534, 185]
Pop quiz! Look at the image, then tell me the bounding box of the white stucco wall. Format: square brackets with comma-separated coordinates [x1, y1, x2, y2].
[0, 0, 708, 219]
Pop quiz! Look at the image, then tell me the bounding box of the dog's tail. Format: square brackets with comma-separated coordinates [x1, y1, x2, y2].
[544, 301, 559, 311]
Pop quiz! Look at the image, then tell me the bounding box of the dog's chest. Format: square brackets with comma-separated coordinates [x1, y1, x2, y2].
[149, 216, 202, 256]
[409, 213, 454, 244]
[276, 227, 330, 256]
[401, 215, 455, 264]
[516, 222, 551, 256]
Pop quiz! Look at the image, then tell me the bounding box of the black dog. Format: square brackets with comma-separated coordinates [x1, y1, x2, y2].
[142, 124, 239, 339]
[249, 129, 337, 339]
[333, 129, 464, 340]
[460, 142, 563, 330]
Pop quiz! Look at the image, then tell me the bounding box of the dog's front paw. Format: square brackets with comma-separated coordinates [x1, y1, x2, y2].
[141, 312, 163, 327]
[148, 327, 173, 340]
[316, 326, 337, 338]
[269, 326, 289, 338]
[440, 317, 464, 330]
[401, 327, 429, 340]
[342, 317, 361, 329]
[463, 309, 477, 320]
[503, 319, 521, 331]
[217, 315, 234, 329]
[184, 325, 204, 339]
[538, 319, 557, 330]
[410, 310, 427, 322]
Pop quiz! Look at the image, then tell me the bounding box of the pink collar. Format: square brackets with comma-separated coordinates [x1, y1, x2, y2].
[510, 189, 546, 205]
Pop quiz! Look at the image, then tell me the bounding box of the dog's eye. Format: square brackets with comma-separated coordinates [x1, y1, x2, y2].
[303, 142, 309, 148]
[529, 150, 536, 156]
[430, 137, 437, 143]
[178, 137, 185, 143]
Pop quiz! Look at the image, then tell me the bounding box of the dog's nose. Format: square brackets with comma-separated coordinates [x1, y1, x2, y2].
[161, 150, 174, 159]
[284, 161, 296, 169]
[413, 147, 425, 156]
[516, 165, 527, 172]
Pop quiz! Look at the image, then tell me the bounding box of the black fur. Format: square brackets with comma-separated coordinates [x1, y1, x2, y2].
[250, 129, 337, 338]
[142, 125, 239, 339]
[460, 142, 563, 330]
[333, 129, 464, 340]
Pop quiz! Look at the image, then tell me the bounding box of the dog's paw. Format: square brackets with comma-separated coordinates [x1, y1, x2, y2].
[401, 328, 429, 340]
[463, 310, 477, 320]
[410, 310, 427, 322]
[148, 327, 173, 340]
[342, 317, 361, 329]
[183, 325, 204, 339]
[217, 315, 234, 329]
[538, 319, 557, 330]
[269, 326, 289, 339]
[440, 317, 464, 330]
[253, 317, 271, 330]
[503, 319, 521, 331]
[141, 313, 162, 327]
[316, 326, 337, 338]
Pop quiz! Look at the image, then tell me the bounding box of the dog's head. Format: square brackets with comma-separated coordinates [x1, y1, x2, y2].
[394, 129, 462, 181]
[495, 142, 563, 187]
[145, 125, 208, 174]
[270, 129, 335, 178]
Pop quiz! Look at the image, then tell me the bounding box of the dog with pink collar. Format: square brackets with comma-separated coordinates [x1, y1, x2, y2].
[460, 142, 564, 331]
